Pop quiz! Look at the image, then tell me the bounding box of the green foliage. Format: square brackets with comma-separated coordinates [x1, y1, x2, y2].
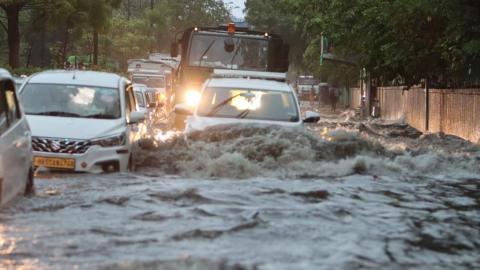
[246, 0, 480, 87]
[0, 0, 230, 71]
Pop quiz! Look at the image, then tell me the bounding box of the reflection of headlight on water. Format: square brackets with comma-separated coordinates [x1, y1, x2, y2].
[321, 127, 329, 136]
[185, 90, 201, 107]
[155, 130, 179, 142]
[320, 127, 334, 141]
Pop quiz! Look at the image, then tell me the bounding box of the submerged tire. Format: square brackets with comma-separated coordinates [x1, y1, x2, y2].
[24, 168, 35, 196]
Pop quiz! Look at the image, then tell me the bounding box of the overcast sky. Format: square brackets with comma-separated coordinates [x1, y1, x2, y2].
[223, 0, 246, 19]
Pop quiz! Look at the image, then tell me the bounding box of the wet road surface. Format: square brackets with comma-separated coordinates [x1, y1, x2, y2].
[0, 104, 479, 269]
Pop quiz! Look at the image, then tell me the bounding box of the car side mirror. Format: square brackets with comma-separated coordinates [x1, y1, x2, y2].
[171, 42, 178, 58]
[129, 111, 145, 124]
[303, 111, 320, 123]
[174, 103, 193, 115]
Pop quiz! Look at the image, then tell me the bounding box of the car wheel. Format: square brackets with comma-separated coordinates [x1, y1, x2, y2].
[128, 154, 134, 172]
[24, 167, 35, 196]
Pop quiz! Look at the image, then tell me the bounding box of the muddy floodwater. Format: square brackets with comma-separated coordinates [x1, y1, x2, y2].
[1, 106, 479, 269]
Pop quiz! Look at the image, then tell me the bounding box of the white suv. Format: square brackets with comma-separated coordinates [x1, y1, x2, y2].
[19, 70, 145, 173]
[0, 69, 33, 206]
[175, 69, 320, 132]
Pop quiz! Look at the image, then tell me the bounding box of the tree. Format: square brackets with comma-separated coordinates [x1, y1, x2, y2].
[0, 0, 27, 68]
[82, 0, 121, 66]
[245, 0, 306, 70]
[247, 0, 480, 87]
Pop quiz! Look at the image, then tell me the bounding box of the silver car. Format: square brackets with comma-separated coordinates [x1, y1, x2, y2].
[0, 69, 34, 206]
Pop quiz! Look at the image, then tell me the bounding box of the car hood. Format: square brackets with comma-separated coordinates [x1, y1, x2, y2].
[186, 115, 302, 132]
[26, 115, 126, 140]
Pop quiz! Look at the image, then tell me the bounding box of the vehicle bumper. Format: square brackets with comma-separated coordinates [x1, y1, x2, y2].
[33, 146, 130, 173]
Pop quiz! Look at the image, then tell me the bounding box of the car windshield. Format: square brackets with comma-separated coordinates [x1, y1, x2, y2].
[132, 76, 165, 88]
[197, 87, 299, 122]
[20, 83, 121, 119]
[188, 34, 268, 71]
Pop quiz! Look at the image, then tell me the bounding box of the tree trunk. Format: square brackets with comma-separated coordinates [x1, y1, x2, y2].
[93, 29, 99, 66]
[62, 26, 69, 65]
[26, 41, 32, 67]
[126, 0, 131, 20]
[4, 5, 21, 69]
[40, 25, 46, 67]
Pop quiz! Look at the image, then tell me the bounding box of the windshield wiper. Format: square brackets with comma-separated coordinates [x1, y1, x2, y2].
[85, 113, 117, 119]
[29, 111, 82, 117]
[206, 93, 242, 116]
[198, 40, 216, 65]
[236, 108, 251, 119]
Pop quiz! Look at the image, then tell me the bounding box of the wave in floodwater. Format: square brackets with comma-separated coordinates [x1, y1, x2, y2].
[135, 123, 480, 179]
[1, 121, 479, 269]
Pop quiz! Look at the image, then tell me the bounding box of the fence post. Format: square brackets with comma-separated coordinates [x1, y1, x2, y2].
[425, 77, 429, 131]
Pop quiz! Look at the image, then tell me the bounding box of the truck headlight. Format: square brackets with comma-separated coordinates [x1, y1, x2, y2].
[90, 133, 126, 147]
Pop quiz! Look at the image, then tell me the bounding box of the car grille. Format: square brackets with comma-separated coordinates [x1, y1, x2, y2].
[32, 137, 90, 154]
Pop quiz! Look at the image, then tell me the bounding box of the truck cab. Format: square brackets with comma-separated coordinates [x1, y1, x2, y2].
[170, 23, 290, 129]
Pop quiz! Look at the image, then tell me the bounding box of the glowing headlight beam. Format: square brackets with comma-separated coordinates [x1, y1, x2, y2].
[185, 90, 201, 107]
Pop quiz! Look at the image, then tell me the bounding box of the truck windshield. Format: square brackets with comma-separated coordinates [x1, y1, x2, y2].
[188, 34, 268, 71]
[298, 78, 319, 85]
[132, 76, 165, 88]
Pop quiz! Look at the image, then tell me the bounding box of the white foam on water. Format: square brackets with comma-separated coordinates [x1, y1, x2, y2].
[137, 124, 480, 180]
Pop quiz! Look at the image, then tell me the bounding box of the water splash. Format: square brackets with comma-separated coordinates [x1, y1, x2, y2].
[136, 123, 480, 179]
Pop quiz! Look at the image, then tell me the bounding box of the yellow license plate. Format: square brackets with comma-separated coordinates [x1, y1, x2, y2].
[34, 157, 75, 169]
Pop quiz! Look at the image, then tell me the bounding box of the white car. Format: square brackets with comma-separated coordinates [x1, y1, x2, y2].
[133, 83, 159, 113]
[175, 70, 320, 132]
[19, 70, 145, 173]
[0, 69, 34, 206]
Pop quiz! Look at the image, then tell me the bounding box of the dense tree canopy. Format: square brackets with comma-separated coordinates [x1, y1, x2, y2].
[2, 0, 478, 87]
[246, 0, 480, 87]
[0, 0, 230, 72]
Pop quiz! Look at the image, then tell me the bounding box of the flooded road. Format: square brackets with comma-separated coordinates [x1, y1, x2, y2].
[1, 104, 479, 269]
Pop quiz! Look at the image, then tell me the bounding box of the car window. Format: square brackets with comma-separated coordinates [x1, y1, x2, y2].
[132, 76, 165, 88]
[4, 80, 21, 126]
[0, 81, 8, 135]
[197, 87, 299, 122]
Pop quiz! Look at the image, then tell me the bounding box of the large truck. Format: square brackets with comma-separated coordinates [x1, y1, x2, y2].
[296, 75, 319, 100]
[127, 56, 178, 110]
[169, 23, 290, 129]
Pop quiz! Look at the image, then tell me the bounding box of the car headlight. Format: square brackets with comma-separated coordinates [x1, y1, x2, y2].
[90, 133, 126, 147]
[185, 89, 201, 107]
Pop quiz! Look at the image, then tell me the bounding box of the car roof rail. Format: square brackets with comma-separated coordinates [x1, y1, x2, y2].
[211, 69, 286, 82]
